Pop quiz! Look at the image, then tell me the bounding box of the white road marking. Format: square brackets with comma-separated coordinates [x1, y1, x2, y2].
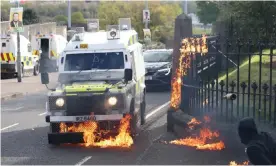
[1, 123, 19, 131]
[75, 156, 92, 166]
[38, 112, 47, 116]
[146, 101, 170, 119]
[2, 107, 24, 111]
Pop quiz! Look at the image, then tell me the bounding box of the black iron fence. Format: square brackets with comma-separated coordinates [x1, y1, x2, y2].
[181, 36, 276, 127]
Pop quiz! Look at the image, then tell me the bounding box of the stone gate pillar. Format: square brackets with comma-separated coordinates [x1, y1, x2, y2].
[171, 13, 193, 113]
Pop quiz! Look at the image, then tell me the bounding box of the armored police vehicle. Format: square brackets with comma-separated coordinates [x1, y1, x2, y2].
[40, 20, 146, 145]
[1, 33, 39, 78]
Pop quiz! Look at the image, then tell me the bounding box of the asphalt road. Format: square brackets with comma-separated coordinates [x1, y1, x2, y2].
[1, 89, 249, 165]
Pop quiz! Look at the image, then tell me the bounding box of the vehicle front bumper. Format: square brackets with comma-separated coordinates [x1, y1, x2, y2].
[45, 114, 123, 123]
[46, 114, 126, 144]
[1, 63, 16, 74]
[145, 74, 171, 86]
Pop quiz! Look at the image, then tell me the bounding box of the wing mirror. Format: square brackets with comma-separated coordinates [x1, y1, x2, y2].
[124, 69, 132, 82]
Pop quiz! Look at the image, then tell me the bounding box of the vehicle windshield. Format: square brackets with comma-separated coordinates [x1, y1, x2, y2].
[64, 52, 124, 71]
[143, 51, 172, 62]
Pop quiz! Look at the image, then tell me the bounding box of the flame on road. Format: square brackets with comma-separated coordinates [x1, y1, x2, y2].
[229, 161, 249, 166]
[170, 35, 208, 109]
[169, 116, 225, 151]
[187, 118, 201, 129]
[59, 114, 133, 148]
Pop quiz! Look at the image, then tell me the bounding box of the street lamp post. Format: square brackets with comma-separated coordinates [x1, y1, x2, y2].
[68, 0, 71, 30]
[145, 0, 148, 29]
[15, 1, 22, 82]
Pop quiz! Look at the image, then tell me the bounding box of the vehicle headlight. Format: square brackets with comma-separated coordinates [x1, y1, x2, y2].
[108, 97, 117, 106]
[56, 98, 65, 107]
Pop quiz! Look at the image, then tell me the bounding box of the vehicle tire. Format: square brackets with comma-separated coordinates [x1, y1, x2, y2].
[33, 62, 39, 76]
[140, 92, 146, 125]
[129, 100, 138, 139]
[48, 123, 61, 146]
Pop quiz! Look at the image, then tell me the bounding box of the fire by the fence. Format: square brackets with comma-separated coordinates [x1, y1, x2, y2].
[187, 118, 201, 129]
[229, 160, 249, 166]
[169, 116, 225, 151]
[59, 114, 133, 148]
[170, 35, 208, 109]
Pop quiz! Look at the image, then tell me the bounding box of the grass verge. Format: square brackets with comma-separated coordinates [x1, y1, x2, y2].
[216, 49, 276, 122]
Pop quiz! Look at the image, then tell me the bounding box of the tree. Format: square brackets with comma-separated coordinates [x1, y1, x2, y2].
[196, 1, 220, 25]
[23, 8, 39, 25]
[1, 2, 11, 21]
[55, 15, 67, 25]
[71, 12, 86, 24]
[188, 1, 197, 14]
[97, 1, 182, 43]
[216, 1, 276, 40]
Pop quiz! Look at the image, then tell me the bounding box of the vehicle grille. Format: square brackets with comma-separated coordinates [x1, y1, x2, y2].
[66, 95, 106, 116]
[146, 71, 156, 76]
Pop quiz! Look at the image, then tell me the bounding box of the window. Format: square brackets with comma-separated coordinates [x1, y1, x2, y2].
[2, 43, 6, 47]
[143, 51, 172, 62]
[64, 52, 124, 71]
[27, 44, 32, 52]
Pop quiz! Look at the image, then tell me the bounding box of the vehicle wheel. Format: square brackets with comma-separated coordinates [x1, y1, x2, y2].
[50, 123, 60, 133]
[140, 93, 146, 125]
[48, 123, 61, 146]
[33, 62, 39, 76]
[129, 100, 139, 139]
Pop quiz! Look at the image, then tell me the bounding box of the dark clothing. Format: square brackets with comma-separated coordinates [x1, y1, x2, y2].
[246, 132, 276, 165]
[238, 117, 276, 165]
[10, 21, 23, 28]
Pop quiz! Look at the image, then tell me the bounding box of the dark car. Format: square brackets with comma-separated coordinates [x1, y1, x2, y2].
[143, 49, 173, 90]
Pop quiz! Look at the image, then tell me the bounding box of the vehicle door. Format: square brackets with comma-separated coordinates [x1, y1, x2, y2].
[130, 50, 141, 111]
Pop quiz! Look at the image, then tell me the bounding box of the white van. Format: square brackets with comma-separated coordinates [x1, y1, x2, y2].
[1, 33, 39, 78]
[31, 34, 67, 72]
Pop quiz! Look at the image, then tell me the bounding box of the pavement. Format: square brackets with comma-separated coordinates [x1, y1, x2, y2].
[0, 74, 253, 165]
[1, 73, 58, 101]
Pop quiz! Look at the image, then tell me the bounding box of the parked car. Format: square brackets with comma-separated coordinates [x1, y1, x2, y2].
[143, 49, 173, 90]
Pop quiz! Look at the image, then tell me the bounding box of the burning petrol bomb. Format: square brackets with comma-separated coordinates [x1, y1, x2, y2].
[59, 114, 133, 148]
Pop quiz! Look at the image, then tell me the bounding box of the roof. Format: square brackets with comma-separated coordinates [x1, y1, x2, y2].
[64, 30, 139, 52]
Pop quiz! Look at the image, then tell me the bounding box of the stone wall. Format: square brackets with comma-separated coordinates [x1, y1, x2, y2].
[1, 21, 67, 40]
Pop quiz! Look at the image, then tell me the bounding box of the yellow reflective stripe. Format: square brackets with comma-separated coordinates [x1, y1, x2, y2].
[128, 34, 138, 46]
[66, 93, 77, 96]
[65, 87, 108, 93]
[135, 77, 143, 93]
[1, 53, 15, 62]
[3, 53, 8, 61]
[9, 53, 15, 61]
[21, 56, 33, 66]
[32, 50, 39, 55]
[65, 84, 119, 93]
[50, 50, 58, 57]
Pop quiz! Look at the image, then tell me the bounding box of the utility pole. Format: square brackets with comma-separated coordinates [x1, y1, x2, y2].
[68, 0, 71, 30]
[145, 0, 148, 29]
[16, 0, 22, 82]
